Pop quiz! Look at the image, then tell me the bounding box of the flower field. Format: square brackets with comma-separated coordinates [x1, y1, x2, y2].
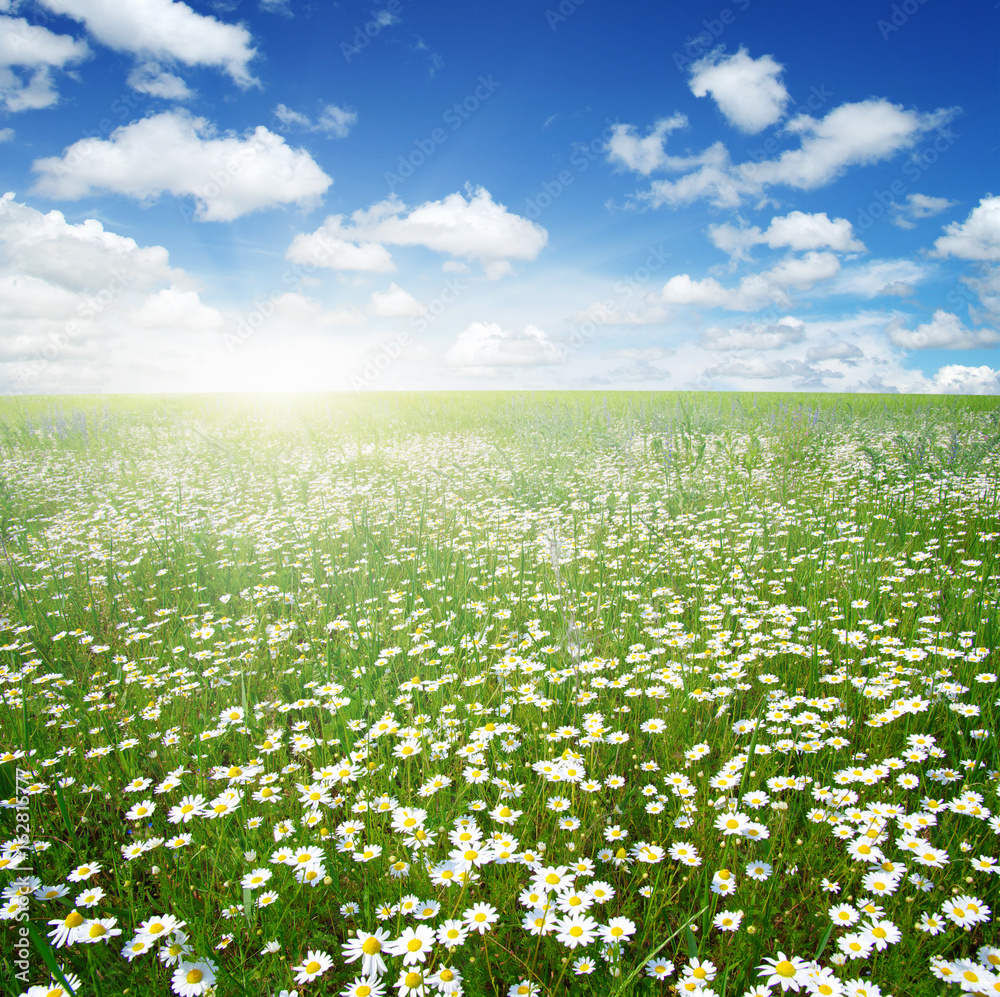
[0, 391, 997, 997]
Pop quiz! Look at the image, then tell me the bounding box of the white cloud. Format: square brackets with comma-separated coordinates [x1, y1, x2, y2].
[126, 61, 193, 100]
[600, 346, 674, 362]
[634, 99, 954, 209]
[316, 104, 358, 138]
[689, 47, 789, 134]
[0, 14, 89, 112]
[605, 113, 687, 175]
[753, 100, 954, 190]
[369, 283, 422, 317]
[656, 272, 783, 312]
[932, 195, 1000, 262]
[293, 187, 547, 279]
[607, 359, 670, 381]
[0, 128, 12, 142]
[129, 286, 223, 330]
[930, 364, 1000, 394]
[269, 292, 365, 327]
[274, 103, 358, 138]
[888, 309, 1000, 349]
[37, 0, 257, 87]
[891, 192, 957, 230]
[703, 356, 817, 380]
[709, 211, 865, 259]
[805, 339, 865, 364]
[0, 191, 179, 292]
[286, 221, 396, 273]
[963, 266, 1000, 320]
[828, 259, 930, 298]
[445, 322, 564, 367]
[31, 111, 332, 222]
[0, 193, 215, 391]
[763, 251, 841, 289]
[700, 316, 805, 351]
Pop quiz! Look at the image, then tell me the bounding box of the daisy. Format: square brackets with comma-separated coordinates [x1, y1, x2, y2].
[555, 913, 599, 949]
[599, 917, 636, 946]
[463, 902, 499, 934]
[861, 919, 900, 951]
[386, 925, 435, 965]
[167, 796, 206, 824]
[829, 904, 859, 927]
[66, 862, 102, 882]
[522, 909, 556, 936]
[171, 959, 218, 996]
[136, 914, 184, 944]
[293, 949, 334, 985]
[343, 928, 391, 977]
[746, 861, 773, 881]
[241, 868, 272, 890]
[682, 957, 718, 986]
[838, 932, 873, 960]
[714, 910, 744, 932]
[427, 965, 463, 994]
[125, 799, 156, 821]
[646, 958, 675, 980]
[437, 919, 468, 948]
[587, 881, 615, 904]
[256, 891, 279, 909]
[757, 952, 810, 992]
[395, 968, 429, 997]
[341, 976, 386, 997]
[76, 917, 122, 944]
[48, 910, 86, 948]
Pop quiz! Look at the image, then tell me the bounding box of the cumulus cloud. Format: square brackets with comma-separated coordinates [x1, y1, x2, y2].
[445, 322, 564, 367]
[31, 111, 332, 222]
[291, 187, 547, 279]
[703, 356, 819, 380]
[655, 272, 783, 312]
[37, 0, 257, 87]
[930, 364, 1000, 394]
[806, 339, 865, 364]
[0, 192, 213, 391]
[286, 222, 395, 273]
[273, 103, 358, 138]
[888, 310, 1000, 349]
[708, 211, 865, 259]
[828, 259, 930, 299]
[635, 99, 954, 209]
[689, 47, 790, 134]
[700, 316, 806, 351]
[607, 359, 671, 381]
[891, 192, 957, 230]
[369, 283, 422, 317]
[126, 62, 193, 100]
[0, 14, 89, 112]
[932, 195, 1000, 261]
[129, 286, 223, 331]
[605, 113, 687, 175]
[269, 292, 365, 327]
[600, 346, 674, 362]
[0, 191, 179, 293]
[763, 251, 841, 289]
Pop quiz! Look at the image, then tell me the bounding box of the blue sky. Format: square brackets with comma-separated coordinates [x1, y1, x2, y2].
[1, 0, 998, 394]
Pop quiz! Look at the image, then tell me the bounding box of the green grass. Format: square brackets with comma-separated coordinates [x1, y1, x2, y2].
[0, 391, 997, 997]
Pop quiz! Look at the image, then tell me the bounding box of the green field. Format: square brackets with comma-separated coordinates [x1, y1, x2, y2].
[0, 392, 998, 997]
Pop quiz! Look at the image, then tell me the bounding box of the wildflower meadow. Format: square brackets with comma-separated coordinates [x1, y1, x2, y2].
[0, 391, 997, 997]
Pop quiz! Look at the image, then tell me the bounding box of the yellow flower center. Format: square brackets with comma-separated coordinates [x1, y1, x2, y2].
[405, 972, 422, 987]
[65, 911, 85, 928]
[186, 969, 204, 984]
[306, 961, 321, 974]
[362, 937, 381, 954]
[407, 939, 422, 952]
[776, 960, 795, 978]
